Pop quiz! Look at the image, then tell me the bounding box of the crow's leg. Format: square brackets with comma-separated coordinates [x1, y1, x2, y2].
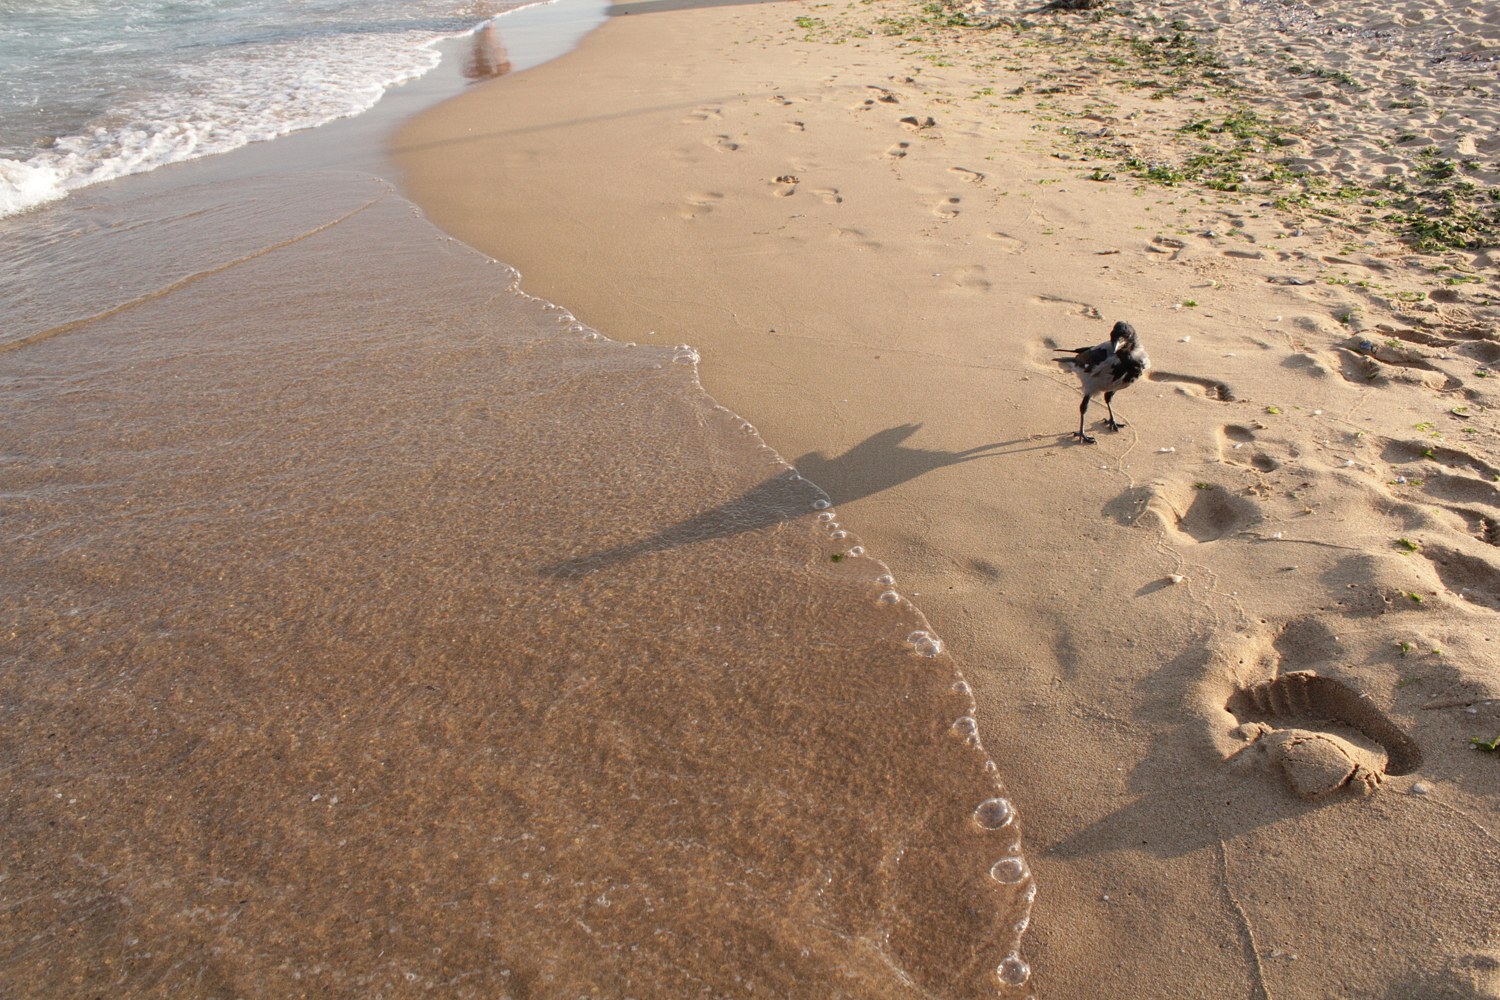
[1071, 394, 1096, 444]
[1103, 390, 1125, 431]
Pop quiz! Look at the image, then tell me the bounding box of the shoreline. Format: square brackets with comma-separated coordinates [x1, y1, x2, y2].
[394, 0, 1500, 994]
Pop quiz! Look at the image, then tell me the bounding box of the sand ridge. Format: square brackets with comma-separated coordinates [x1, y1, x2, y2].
[395, 0, 1500, 994]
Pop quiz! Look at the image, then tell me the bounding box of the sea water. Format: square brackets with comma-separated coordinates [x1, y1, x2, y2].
[0, 2, 1031, 995]
[0, 0, 608, 215]
[0, 171, 1034, 998]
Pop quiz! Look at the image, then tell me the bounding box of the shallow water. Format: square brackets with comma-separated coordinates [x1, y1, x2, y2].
[0, 172, 1033, 997]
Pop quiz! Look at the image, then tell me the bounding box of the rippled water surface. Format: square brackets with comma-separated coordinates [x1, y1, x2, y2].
[0, 172, 1033, 997]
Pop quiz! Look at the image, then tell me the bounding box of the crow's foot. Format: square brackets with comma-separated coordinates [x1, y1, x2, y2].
[1105, 418, 1125, 431]
[1071, 431, 1097, 444]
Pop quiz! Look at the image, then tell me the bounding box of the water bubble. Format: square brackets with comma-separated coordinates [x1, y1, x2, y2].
[953, 679, 971, 695]
[876, 574, 895, 586]
[879, 591, 900, 604]
[584, 331, 602, 340]
[990, 857, 1028, 883]
[974, 797, 1014, 830]
[812, 500, 830, 510]
[848, 546, 864, 556]
[907, 631, 941, 656]
[672, 351, 697, 364]
[817, 512, 835, 522]
[830, 530, 848, 539]
[997, 955, 1030, 985]
[952, 716, 978, 736]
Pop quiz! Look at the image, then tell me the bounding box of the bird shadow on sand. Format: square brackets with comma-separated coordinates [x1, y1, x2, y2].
[539, 423, 1045, 578]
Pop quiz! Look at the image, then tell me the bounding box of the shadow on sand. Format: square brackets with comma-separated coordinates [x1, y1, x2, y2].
[540, 423, 1049, 578]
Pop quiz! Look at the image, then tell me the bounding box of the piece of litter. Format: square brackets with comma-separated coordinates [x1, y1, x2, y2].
[1233, 443, 1243, 449]
[1179, 336, 1192, 343]
[1271, 532, 1283, 539]
[1313, 410, 1321, 415]
[1344, 460, 1355, 467]
[1224, 352, 1236, 357]
[1158, 446, 1175, 453]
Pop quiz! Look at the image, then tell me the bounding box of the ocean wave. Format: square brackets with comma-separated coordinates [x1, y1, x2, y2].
[0, 28, 460, 218]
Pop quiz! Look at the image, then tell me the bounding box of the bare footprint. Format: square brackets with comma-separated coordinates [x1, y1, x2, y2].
[1422, 544, 1500, 610]
[945, 265, 990, 292]
[1137, 480, 1263, 543]
[679, 191, 723, 220]
[1219, 424, 1279, 472]
[783, 120, 806, 132]
[682, 106, 723, 122]
[810, 188, 843, 204]
[702, 135, 740, 153]
[884, 142, 910, 159]
[930, 196, 960, 219]
[1146, 370, 1235, 401]
[829, 227, 882, 249]
[987, 232, 1026, 254]
[769, 175, 798, 197]
[1032, 294, 1100, 320]
[948, 166, 985, 184]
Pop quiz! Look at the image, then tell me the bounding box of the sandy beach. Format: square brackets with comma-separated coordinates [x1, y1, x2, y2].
[5, 0, 1500, 995]
[392, 0, 1500, 995]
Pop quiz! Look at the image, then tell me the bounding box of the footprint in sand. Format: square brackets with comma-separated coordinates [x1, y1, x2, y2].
[1218, 424, 1279, 472]
[883, 142, 910, 159]
[944, 265, 990, 292]
[1342, 336, 1463, 391]
[1421, 544, 1500, 610]
[1132, 479, 1263, 543]
[1439, 506, 1500, 548]
[1226, 670, 1422, 799]
[829, 228, 881, 250]
[987, 232, 1026, 254]
[682, 106, 723, 122]
[783, 120, 806, 132]
[810, 188, 842, 204]
[1146, 370, 1236, 401]
[947, 166, 985, 184]
[702, 135, 740, 153]
[769, 175, 798, 197]
[930, 196, 960, 219]
[1032, 294, 1100, 320]
[679, 191, 723, 220]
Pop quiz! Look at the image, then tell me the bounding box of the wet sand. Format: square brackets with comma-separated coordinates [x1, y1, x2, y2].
[394, 0, 1500, 995]
[1, 171, 1031, 997]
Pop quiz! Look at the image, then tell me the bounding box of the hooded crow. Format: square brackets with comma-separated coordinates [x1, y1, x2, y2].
[1054, 321, 1150, 444]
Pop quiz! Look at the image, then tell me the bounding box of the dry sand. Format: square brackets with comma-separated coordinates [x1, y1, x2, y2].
[395, 0, 1500, 995]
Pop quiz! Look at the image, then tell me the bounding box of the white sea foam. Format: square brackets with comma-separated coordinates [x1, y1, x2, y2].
[0, 0, 620, 218]
[0, 31, 447, 217]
